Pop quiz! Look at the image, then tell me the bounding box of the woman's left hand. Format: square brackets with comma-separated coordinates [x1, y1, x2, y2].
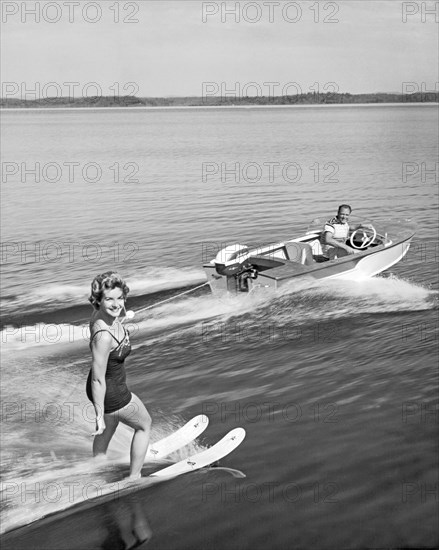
[91, 416, 106, 436]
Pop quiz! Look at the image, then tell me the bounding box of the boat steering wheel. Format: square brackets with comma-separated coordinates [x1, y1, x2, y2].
[349, 226, 377, 249]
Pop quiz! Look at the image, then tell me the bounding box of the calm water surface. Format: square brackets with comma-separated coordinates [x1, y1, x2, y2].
[1, 105, 438, 549]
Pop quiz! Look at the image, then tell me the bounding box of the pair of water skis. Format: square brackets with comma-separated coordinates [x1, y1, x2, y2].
[92, 415, 246, 502]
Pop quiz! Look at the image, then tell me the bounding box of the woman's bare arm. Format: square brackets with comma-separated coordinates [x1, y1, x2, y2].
[90, 330, 113, 433]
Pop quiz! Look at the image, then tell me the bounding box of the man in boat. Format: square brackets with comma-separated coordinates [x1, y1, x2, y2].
[322, 204, 365, 259]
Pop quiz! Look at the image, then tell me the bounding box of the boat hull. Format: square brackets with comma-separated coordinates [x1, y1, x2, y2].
[203, 229, 413, 295]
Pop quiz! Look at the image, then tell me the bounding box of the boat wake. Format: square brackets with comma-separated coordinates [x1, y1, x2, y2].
[277, 274, 436, 316]
[1, 273, 436, 354]
[0, 267, 206, 317]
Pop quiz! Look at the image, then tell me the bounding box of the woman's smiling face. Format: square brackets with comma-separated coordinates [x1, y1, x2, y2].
[99, 287, 125, 318]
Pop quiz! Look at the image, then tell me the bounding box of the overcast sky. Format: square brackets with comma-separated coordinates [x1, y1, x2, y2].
[1, 0, 438, 98]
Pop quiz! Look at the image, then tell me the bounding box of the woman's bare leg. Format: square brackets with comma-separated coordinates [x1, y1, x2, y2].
[93, 413, 119, 456]
[117, 393, 151, 479]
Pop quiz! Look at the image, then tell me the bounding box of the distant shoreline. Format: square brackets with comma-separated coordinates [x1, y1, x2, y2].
[1, 92, 437, 109]
[1, 103, 437, 113]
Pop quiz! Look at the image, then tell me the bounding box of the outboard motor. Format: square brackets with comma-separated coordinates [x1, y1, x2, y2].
[237, 266, 258, 291]
[212, 244, 250, 276]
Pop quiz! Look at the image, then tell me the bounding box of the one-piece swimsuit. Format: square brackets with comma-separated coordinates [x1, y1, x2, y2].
[86, 327, 132, 414]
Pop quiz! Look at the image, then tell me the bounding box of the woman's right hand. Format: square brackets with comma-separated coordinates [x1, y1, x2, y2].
[92, 416, 106, 436]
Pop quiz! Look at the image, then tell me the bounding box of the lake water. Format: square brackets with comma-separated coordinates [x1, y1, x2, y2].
[1, 104, 438, 548]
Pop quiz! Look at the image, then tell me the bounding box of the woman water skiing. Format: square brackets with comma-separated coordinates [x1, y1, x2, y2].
[86, 271, 151, 480]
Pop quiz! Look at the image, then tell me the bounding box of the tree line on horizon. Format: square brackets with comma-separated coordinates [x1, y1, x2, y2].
[1, 91, 437, 108]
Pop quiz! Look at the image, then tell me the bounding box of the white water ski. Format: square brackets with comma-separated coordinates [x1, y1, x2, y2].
[150, 427, 246, 477]
[146, 414, 209, 460]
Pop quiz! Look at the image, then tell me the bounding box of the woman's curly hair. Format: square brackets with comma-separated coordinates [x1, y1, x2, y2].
[88, 271, 130, 309]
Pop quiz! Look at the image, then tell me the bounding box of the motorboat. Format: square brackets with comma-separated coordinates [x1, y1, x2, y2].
[203, 218, 415, 295]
